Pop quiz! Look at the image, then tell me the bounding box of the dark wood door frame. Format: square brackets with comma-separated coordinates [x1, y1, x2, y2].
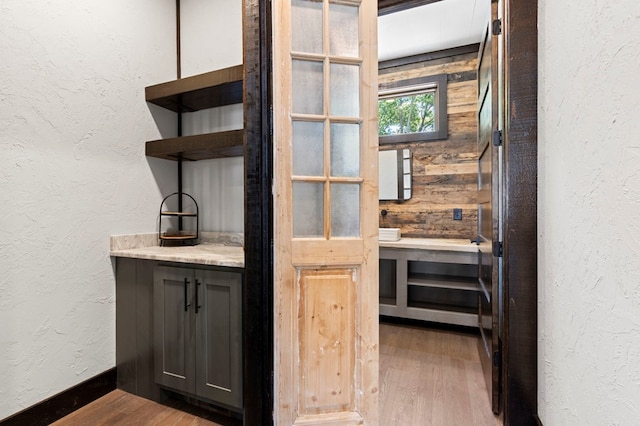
[501, 0, 538, 424]
[242, 0, 273, 424]
[242, 0, 538, 425]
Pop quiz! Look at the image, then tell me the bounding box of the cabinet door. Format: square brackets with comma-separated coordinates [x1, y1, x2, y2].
[195, 269, 242, 409]
[154, 266, 195, 394]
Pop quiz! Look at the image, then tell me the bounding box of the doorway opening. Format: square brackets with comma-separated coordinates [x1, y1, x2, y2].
[242, 0, 538, 424]
[376, 1, 501, 424]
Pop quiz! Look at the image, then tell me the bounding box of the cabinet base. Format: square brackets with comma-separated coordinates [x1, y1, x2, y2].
[160, 388, 243, 424]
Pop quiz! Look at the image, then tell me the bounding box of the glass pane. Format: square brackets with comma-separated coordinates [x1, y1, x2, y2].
[378, 90, 436, 135]
[293, 182, 324, 237]
[329, 3, 359, 57]
[330, 63, 359, 117]
[292, 0, 323, 54]
[293, 60, 324, 115]
[331, 184, 360, 237]
[293, 121, 324, 176]
[330, 123, 359, 177]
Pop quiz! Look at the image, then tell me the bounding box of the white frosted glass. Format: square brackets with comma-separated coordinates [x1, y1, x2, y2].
[331, 184, 360, 237]
[329, 3, 359, 57]
[330, 63, 359, 117]
[330, 123, 359, 177]
[292, 60, 324, 115]
[293, 182, 324, 237]
[293, 121, 324, 176]
[292, 0, 323, 54]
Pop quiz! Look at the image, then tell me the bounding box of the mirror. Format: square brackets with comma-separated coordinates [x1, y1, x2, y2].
[379, 148, 412, 201]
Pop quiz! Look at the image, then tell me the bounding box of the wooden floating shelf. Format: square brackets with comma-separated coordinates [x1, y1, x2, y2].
[145, 65, 243, 113]
[161, 211, 197, 217]
[160, 234, 198, 240]
[145, 130, 244, 161]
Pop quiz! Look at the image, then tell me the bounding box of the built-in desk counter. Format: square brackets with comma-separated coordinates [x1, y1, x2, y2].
[379, 237, 480, 327]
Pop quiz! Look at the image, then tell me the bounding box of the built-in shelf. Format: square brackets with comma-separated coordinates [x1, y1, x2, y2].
[406, 301, 477, 316]
[407, 273, 479, 292]
[146, 130, 244, 161]
[379, 244, 479, 327]
[379, 297, 396, 306]
[144, 65, 244, 161]
[145, 65, 243, 113]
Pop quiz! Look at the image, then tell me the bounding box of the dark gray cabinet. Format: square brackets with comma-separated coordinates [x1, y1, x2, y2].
[153, 265, 242, 410]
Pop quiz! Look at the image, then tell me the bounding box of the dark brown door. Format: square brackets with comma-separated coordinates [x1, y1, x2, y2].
[477, 18, 502, 414]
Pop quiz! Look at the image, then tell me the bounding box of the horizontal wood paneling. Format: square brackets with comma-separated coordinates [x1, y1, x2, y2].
[379, 50, 479, 239]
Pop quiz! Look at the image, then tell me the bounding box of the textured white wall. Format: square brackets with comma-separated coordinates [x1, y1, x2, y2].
[539, 1, 640, 424]
[0, 0, 176, 420]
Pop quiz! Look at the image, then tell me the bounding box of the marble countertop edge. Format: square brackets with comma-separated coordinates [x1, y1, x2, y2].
[379, 237, 478, 252]
[110, 232, 245, 268]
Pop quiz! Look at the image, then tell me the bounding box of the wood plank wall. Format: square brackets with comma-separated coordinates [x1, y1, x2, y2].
[378, 47, 479, 239]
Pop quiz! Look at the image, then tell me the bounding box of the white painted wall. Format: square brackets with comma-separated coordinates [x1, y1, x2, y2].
[538, 1, 640, 424]
[0, 0, 176, 420]
[180, 0, 243, 77]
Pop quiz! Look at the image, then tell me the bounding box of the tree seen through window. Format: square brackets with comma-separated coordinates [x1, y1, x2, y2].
[378, 90, 435, 136]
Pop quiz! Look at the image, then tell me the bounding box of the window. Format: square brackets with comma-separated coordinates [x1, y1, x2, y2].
[378, 73, 448, 144]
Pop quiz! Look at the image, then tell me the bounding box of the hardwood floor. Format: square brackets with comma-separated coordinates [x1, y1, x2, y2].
[379, 321, 502, 426]
[50, 390, 234, 426]
[54, 323, 499, 425]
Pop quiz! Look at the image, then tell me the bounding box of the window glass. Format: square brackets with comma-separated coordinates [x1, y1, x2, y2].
[293, 182, 324, 237]
[378, 89, 436, 135]
[331, 183, 360, 237]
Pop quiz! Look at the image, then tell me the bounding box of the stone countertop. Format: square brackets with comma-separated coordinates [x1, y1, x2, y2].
[379, 237, 478, 253]
[109, 232, 244, 268]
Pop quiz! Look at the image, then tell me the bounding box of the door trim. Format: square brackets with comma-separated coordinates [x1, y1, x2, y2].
[243, 0, 274, 424]
[243, 0, 539, 424]
[501, 0, 538, 424]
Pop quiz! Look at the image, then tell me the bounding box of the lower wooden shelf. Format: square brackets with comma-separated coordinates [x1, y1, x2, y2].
[407, 273, 479, 291]
[146, 129, 243, 161]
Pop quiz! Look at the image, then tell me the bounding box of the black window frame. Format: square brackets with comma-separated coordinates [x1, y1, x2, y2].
[378, 73, 448, 145]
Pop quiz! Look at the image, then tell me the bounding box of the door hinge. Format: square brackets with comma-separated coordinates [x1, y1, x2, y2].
[493, 241, 503, 258]
[493, 130, 502, 147]
[493, 350, 502, 368]
[492, 19, 502, 36]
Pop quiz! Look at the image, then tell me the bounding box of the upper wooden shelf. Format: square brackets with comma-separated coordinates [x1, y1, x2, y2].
[145, 65, 243, 113]
[146, 130, 244, 161]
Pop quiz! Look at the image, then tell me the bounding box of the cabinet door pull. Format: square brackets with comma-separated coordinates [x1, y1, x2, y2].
[184, 278, 192, 312]
[195, 279, 202, 314]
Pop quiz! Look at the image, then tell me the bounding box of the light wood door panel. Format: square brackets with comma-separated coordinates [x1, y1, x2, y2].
[299, 269, 355, 414]
[273, 0, 379, 424]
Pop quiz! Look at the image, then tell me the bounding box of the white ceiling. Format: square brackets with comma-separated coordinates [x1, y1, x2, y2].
[378, 0, 491, 61]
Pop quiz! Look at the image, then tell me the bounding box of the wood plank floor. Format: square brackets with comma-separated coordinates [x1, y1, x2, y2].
[379, 322, 502, 425]
[50, 389, 232, 426]
[54, 322, 500, 425]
